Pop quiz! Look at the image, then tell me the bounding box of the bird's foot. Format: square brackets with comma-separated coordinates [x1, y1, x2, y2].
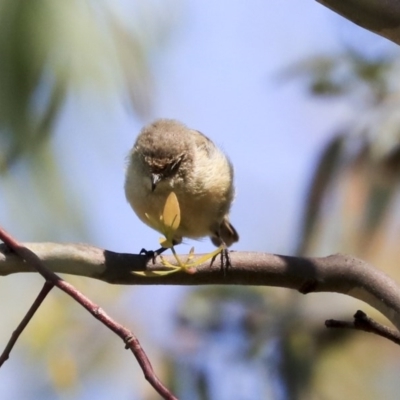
[161, 246, 222, 274]
[134, 245, 224, 277]
[139, 247, 167, 264]
[210, 247, 232, 276]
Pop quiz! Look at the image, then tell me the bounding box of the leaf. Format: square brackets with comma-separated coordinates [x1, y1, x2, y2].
[159, 237, 174, 249]
[189, 246, 223, 266]
[133, 245, 224, 278]
[186, 247, 195, 263]
[132, 269, 180, 277]
[162, 192, 181, 231]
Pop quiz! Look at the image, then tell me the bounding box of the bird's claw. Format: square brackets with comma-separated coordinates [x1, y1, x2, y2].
[210, 247, 232, 276]
[139, 247, 166, 264]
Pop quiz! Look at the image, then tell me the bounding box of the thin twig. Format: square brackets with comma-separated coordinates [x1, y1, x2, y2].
[0, 280, 54, 366]
[325, 310, 400, 345]
[0, 226, 177, 400]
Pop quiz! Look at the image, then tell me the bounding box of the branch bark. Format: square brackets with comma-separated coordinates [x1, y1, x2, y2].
[326, 310, 400, 345]
[2, 242, 400, 331]
[317, 0, 400, 46]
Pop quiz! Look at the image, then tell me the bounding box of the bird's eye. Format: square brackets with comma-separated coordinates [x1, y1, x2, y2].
[168, 156, 184, 174]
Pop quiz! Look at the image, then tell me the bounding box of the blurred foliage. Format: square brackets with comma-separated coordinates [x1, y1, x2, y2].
[0, 0, 178, 240]
[12, 276, 164, 399]
[0, 0, 171, 169]
[292, 47, 400, 269]
[171, 287, 360, 400]
[171, 287, 283, 399]
[172, 46, 400, 400]
[0, 1, 179, 399]
[289, 45, 400, 399]
[279, 47, 397, 104]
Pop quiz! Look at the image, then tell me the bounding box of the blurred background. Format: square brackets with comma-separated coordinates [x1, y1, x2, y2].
[0, 0, 400, 399]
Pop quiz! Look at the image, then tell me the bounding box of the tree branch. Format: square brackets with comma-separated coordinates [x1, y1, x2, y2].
[326, 310, 400, 345]
[2, 242, 400, 332]
[0, 235, 177, 400]
[0, 281, 54, 366]
[316, 0, 400, 46]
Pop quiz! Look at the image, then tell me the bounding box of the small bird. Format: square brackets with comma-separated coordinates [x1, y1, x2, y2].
[124, 118, 239, 254]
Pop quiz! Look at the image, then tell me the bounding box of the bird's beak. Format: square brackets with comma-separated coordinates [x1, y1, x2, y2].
[151, 173, 162, 192]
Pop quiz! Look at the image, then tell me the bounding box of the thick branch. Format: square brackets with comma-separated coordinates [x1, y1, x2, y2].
[317, 0, 400, 45]
[1, 243, 400, 331]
